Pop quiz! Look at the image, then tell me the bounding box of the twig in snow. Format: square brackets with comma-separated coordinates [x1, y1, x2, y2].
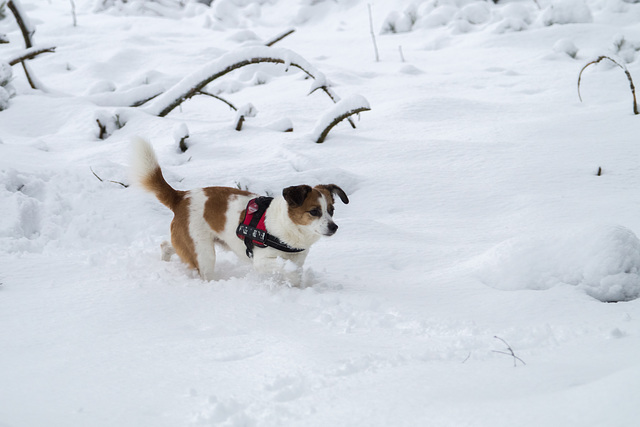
[264, 28, 295, 47]
[90, 167, 129, 188]
[492, 336, 526, 367]
[69, 0, 77, 27]
[197, 90, 238, 111]
[368, 4, 380, 62]
[234, 103, 257, 131]
[96, 119, 107, 140]
[578, 55, 638, 115]
[597, 166, 602, 176]
[173, 123, 190, 152]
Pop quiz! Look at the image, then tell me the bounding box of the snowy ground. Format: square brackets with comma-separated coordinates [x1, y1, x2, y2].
[2, 0, 640, 426]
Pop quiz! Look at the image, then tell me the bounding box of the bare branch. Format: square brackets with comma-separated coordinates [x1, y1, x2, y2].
[90, 167, 129, 188]
[264, 28, 295, 47]
[492, 336, 526, 367]
[197, 90, 238, 111]
[578, 55, 638, 115]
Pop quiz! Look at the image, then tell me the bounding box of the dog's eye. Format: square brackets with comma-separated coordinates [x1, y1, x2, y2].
[328, 206, 335, 216]
[309, 208, 322, 217]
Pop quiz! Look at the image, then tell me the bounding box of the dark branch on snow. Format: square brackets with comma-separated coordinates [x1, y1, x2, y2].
[578, 55, 638, 115]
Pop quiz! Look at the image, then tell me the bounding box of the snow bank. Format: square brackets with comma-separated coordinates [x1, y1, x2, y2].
[475, 225, 640, 302]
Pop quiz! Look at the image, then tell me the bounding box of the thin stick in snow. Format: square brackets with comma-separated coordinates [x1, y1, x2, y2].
[578, 55, 638, 115]
[311, 94, 371, 144]
[90, 167, 129, 188]
[492, 336, 526, 367]
[197, 90, 238, 111]
[368, 4, 380, 62]
[264, 28, 295, 47]
[234, 103, 257, 131]
[69, 0, 77, 27]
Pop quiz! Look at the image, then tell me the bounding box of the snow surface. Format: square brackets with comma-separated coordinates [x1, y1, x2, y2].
[1, 0, 640, 426]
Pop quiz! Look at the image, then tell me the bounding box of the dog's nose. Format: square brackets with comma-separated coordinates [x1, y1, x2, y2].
[327, 222, 338, 234]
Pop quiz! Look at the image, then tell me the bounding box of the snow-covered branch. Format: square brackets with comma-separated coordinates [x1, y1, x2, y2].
[7, 0, 35, 49]
[7, 0, 46, 91]
[7, 45, 56, 66]
[144, 46, 347, 118]
[311, 94, 371, 144]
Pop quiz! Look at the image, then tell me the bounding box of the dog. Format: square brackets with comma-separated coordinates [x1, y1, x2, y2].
[131, 137, 349, 284]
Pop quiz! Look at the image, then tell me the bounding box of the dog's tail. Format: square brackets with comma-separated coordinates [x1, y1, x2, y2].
[131, 137, 183, 211]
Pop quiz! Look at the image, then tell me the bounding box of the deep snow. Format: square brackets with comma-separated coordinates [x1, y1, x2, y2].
[1, 0, 640, 426]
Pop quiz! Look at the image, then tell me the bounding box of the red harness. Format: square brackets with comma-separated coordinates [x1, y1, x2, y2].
[236, 198, 270, 249]
[236, 197, 304, 258]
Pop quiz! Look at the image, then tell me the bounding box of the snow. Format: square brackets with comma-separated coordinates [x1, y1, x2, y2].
[1, 0, 640, 426]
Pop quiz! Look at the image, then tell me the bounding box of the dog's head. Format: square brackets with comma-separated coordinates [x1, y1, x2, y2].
[283, 184, 349, 237]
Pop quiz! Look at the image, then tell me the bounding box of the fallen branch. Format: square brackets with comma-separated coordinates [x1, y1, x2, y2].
[578, 55, 638, 115]
[264, 28, 295, 47]
[7, 45, 56, 66]
[90, 167, 128, 188]
[492, 336, 526, 367]
[144, 47, 352, 121]
[311, 94, 371, 144]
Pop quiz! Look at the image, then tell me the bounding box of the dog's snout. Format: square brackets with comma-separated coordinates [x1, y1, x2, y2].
[327, 222, 339, 234]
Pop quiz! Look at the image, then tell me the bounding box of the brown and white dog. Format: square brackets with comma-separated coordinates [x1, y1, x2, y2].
[131, 137, 349, 284]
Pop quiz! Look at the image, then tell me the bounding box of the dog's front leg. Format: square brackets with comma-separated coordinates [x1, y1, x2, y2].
[252, 252, 304, 286]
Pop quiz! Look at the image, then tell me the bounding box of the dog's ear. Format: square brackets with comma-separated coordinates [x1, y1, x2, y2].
[316, 184, 349, 205]
[283, 185, 312, 207]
